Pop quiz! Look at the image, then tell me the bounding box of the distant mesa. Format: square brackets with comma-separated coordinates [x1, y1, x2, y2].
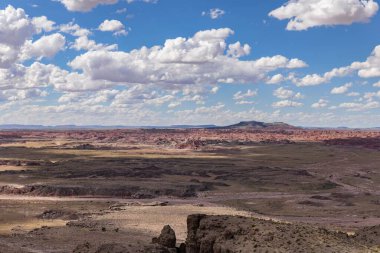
[215, 120, 299, 130]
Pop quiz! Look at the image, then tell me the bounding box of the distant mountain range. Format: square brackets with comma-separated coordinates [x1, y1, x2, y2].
[0, 124, 125, 130]
[0, 124, 218, 130]
[0, 122, 378, 130]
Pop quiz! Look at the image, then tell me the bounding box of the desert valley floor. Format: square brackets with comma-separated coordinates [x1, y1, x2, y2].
[0, 126, 380, 252]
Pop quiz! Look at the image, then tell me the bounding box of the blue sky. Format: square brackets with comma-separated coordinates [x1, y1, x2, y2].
[0, 0, 379, 127]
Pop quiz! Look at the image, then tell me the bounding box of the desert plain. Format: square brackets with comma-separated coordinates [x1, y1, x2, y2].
[0, 123, 380, 252]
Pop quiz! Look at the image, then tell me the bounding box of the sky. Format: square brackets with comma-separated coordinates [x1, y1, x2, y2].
[0, 0, 379, 127]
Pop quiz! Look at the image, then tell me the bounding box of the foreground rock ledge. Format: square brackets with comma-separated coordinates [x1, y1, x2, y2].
[74, 214, 380, 253]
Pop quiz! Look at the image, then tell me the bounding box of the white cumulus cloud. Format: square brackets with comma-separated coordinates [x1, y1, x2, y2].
[269, 0, 379, 31]
[32, 16, 56, 33]
[272, 100, 303, 108]
[233, 89, 257, 100]
[330, 82, 352, 94]
[292, 45, 380, 87]
[58, 0, 118, 12]
[71, 35, 117, 51]
[273, 87, 304, 100]
[311, 99, 328, 108]
[227, 42, 251, 58]
[67, 28, 306, 90]
[99, 19, 128, 36]
[338, 101, 380, 111]
[266, 74, 285, 84]
[21, 33, 66, 60]
[58, 0, 157, 12]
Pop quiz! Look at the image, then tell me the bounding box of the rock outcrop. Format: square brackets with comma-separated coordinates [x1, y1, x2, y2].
[153, 225, 177, 248]
[73, 215, 380, 253]
[152, 214, 377, 253]
[185, 214, 206, 253]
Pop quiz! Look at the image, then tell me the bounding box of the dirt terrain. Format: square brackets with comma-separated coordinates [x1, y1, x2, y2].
[0, 128, 379, 252]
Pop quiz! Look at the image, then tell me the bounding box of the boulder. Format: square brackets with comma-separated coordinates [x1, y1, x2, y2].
[157, 225, 176, 248]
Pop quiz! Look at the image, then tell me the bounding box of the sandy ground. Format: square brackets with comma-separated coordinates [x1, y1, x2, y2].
[0, 194, 257, 238]
[0, 219, 67, 235]
[0, 166, 31, 171]
[96, 204, 254, 242]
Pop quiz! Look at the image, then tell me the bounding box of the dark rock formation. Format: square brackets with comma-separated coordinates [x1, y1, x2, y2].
[169, 214, 371, 253]
[185, 214, 206, 253]
[155, 225, 177, 248]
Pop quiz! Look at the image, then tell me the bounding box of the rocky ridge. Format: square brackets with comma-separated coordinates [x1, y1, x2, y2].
[72, 214, 380, 253]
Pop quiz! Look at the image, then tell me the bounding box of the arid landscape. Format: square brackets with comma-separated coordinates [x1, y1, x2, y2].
[1, 0, 380, 252]
[0, 122, 379, 252]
